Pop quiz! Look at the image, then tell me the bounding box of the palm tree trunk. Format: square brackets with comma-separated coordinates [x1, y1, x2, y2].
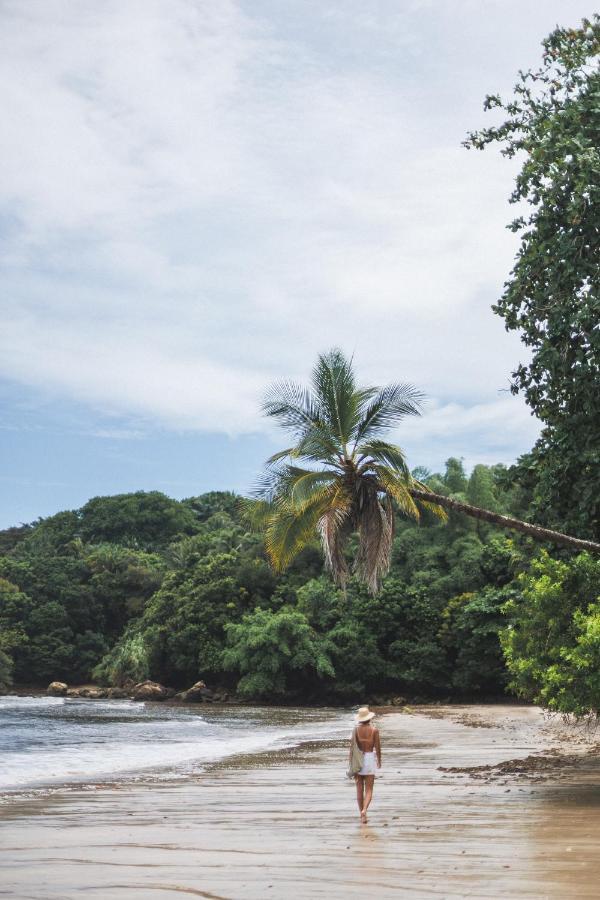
[409, 489, 600, 554]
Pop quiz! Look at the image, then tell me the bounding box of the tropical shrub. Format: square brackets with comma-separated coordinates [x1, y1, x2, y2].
[502, 552, 600, 715]
[222, 606, 334, 698]
[93, 629, 151, 686]
[0, 648, 12, 692]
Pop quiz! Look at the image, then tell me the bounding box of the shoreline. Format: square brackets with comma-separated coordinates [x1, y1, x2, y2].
[0, 700, 351, 799]
[3, 705, 600, 898]
[2, 683, 521, 704]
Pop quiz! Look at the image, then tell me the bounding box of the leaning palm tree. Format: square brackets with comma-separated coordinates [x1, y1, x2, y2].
[245, 349, 445, 594]
[246, 349, 600, 594]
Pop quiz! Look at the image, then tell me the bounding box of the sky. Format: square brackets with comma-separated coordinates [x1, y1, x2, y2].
[0, 0, 592, 528]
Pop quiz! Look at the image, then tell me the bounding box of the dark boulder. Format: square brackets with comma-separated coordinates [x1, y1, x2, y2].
[180, 680, 215, 703]
[212, 690, 229, 702]
[107, 686, 129, 699]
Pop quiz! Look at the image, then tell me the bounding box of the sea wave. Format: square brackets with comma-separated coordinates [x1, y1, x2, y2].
[0, 725, 339, 790]
[0, 695, 144, 711]
[0, 698, 350, 792]
[63, 698, 143, 711]
[0, 696, 66, 709]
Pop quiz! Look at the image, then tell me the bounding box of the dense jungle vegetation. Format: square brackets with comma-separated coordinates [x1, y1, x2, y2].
[0, 467, 537, 701]
[1, 19, 599, 714]
[0, 465, 597, 711]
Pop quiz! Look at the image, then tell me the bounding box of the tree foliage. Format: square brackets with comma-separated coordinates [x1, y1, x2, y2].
[223, 607, 334, 698]
[502, 551, 600, 716]
[466, 17, 600, 541]
[0, 475, 522, 700]
[0, 648, 12, 692]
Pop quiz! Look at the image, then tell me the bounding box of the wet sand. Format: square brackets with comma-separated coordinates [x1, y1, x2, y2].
[2, 704, 600, 899]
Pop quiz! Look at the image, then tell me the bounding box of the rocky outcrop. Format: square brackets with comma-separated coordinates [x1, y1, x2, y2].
[177, 681, 229, 703]
[79, 687, 108, 699]
[44, 679, 226, 703]
[66, 686, 108, 698]
[179, 680, 210, 702]
[130, 680, 175, 701]
[107, 686, 129, 699]
[390, 695, 407, 706]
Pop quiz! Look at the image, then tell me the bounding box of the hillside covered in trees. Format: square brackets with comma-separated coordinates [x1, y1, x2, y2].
[1, 459, 597, 710]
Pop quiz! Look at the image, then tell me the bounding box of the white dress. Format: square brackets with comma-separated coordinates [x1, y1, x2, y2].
[358, 750, 378, 776]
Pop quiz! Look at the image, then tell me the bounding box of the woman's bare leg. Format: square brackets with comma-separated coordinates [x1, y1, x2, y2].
[355, 776, 365, 818]
[362, 775, 375, 820]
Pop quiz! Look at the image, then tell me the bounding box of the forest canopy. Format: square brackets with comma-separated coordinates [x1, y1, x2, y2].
[1, 472, 596, 711]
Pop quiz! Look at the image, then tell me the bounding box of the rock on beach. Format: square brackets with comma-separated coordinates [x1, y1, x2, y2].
[130, 680, 175, 701]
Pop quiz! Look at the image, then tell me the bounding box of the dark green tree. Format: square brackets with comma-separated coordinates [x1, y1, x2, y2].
[443, 458, 468, 495]
[0, 649, 12, 692]
[222, 606, 334, 698]
[466, 17, 600, 541]
[80, 491, 198, 548]
[440, 587, 513, 696]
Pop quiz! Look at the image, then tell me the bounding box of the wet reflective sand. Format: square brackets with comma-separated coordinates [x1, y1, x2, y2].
[2, 705, 600, 899]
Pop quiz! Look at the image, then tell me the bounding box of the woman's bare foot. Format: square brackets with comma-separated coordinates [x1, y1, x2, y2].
[360, 809, 368, 823]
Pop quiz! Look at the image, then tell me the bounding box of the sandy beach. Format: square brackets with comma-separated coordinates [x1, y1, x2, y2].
[2, 704, 600, 899]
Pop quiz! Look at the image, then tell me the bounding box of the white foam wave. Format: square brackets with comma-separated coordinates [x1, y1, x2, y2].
[0, 701, 351, 791]
[0, 728, 309, 789]
[0, 696, 65, 709]
[63, 698, 143, 710]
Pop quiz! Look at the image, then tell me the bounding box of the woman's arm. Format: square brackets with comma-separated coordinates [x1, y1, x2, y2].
[374, 728, 382, 767]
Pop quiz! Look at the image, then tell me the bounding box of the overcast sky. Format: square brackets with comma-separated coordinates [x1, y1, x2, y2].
[0, 1, 592, 527]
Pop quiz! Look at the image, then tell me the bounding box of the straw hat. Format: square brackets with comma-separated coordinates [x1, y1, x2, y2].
[356, 706, 376, 723]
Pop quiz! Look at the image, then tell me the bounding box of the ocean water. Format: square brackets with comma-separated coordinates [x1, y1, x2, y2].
[0, 695, 351, 793]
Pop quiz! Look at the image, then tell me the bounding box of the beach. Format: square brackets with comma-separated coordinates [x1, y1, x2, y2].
[2, 704, 600, 899]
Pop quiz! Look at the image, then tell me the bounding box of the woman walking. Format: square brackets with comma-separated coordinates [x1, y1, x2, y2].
[351, 706, 382, 823]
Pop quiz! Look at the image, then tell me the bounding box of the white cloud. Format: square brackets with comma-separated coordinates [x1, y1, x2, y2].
[398, 396, 540, 471]
[0, 0, 591, 462]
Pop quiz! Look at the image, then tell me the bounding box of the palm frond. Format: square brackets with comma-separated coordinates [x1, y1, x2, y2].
[374, 467, 421, 521]
[265, 447, 297, 466]
[311, 348, 361, 446]
[356, 439, 410, 477]
[237, 497, 274, 531]
[410, 480, 449, 521]
[262, 380, 322, 435]
[265, 494, 330, 572]
[250, 464, 290, 504]
[264, 424, 343, 470]
[317, 489, 353, 588]
[353, 383, 424, 445]
[292, 429, 344, 466]
[354, 488, 394, 594]
[289, 470, 339, 507]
